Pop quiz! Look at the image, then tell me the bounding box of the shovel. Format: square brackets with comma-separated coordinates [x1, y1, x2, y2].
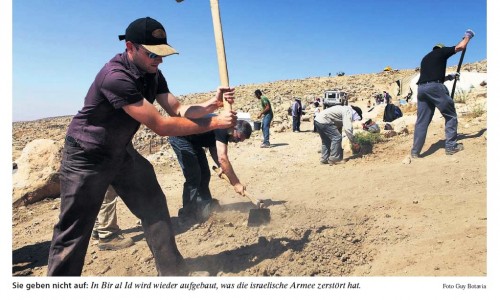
[212, 166, 271, 227]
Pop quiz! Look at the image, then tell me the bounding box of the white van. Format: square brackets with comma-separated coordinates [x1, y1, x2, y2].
[323, 90, 348, 109]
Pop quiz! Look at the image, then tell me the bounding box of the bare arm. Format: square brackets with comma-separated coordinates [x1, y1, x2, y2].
[258, 103, 270, 118]
[455, 36, 470, 53]
[122, 99, 236, 136]
[156, 86, 235, 118]
[216, 140, 245, 195]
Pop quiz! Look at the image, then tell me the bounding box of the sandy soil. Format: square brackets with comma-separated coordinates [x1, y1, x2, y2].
[12, 107, 487, 277]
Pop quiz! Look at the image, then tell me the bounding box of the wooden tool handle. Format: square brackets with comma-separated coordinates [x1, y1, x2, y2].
[209, 0, 232, 111]
[241, 190, 262, 207]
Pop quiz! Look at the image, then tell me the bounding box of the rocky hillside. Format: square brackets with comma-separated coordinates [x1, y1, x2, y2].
[12, 60, 487, 160]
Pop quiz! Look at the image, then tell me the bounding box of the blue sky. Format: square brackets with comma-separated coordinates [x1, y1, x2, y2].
[9, 0, 488, 121]
[2, 1, 500, 295]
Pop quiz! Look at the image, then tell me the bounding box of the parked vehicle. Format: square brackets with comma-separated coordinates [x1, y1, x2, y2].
[323, 89, 348, 109]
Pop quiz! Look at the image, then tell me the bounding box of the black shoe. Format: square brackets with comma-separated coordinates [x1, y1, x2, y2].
[445, 143, 464, 155]
[177, 207, 197, 228]
[178, 205, 196, 220]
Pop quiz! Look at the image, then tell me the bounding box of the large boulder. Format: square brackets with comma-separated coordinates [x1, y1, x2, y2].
[12, 139, 63, 207]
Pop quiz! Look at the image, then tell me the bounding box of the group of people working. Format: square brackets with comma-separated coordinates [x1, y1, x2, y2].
[46, 16, 474, 276]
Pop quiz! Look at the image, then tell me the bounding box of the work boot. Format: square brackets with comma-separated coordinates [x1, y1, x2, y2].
[91, 230, 99, 240]
[177, 204, 199, 227]
[446, 143, 464, 155]
[98, 233, 134, 251]
[178, 203, 197, 219]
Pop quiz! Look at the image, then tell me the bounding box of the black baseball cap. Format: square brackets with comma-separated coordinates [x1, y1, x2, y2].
[118, 17, 178, 56]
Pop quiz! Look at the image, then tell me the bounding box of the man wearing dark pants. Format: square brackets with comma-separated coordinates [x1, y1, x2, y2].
[169, 120, 252, 221]
[411, 29, 474, 158]
[314, 105, 362, 165]
[291, 98, 302, 132]
[47, 17, 237, 276]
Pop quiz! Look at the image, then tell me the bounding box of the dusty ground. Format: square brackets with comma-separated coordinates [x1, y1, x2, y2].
[12, 102, 487, 277]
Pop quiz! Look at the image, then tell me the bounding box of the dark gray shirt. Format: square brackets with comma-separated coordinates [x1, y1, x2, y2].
[67, 52, 169, 153]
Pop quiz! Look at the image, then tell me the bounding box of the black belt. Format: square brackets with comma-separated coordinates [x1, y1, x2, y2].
[418, 80, 442, 85]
